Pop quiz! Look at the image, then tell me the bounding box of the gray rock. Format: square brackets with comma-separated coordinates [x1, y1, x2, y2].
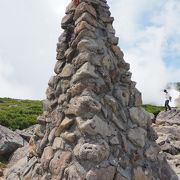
[15, 124, 39, 142]
[156, 109, 180, 125]
[74, 2, 97, 21]
[71, 62, 98, 83]
[129, 107, 153, 127]
[76, 115, 116, 137]
[65, 96, 101, 118]
[75, 12, 97, 28]
[86, 166, 116, 180]
[127, 127, 147, 147]
[8, 145, 29, 168]
[74, 141, 110, 162]
[0, 125, 24, 159]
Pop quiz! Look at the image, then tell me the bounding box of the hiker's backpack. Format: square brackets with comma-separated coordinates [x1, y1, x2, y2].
[169, 96, 172, 101]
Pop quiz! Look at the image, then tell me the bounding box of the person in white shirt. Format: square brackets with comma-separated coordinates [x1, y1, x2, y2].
[164, 89, 171, 111]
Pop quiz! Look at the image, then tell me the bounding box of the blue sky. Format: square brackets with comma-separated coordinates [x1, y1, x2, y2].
[0, 0, 179, 105]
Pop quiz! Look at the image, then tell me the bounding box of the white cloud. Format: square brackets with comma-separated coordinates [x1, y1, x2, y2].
[0, 0, 179, 105]
[0, 56, 34, 99]
[110, 0, 180, 105]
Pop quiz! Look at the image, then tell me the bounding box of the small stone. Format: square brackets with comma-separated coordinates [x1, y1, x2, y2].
[49, 151, 72, 176]
[64, 164, 84, 180]
[86, 166, 116, 180]
[121, 72, 132, 83]
[46, 86, 55, 100]
[54, 60, 65, 74]
[52, 137, 65, 150]
[129, 107, 152, 127]
[65, 96, 101, 118]
[61, 80, 70, 93]
[107, 23, 115, 34]
[104, 95, 117, 112]
[134, 89, 143, 106]
[115, 173, 128, 180]
[128, 127, 147, 148]
[74, 141, 110, 162]
[108, 34, 119, 45]
[101, 56, 111, 69]
[68, 82, 86, 97]
[77, 39, 101, 53]
[111, 45, 124, 59]
[110, 136, 120, 145]
[71, 29, 96, 48]
[58, 94, 67, 104]
[100, 15, 114, 23]
[74, 2, 97, 21]
[48, 76, 58, 88]
[133, 167, 150, 180]
[145, 144, 161, 161]
[61, 13, 74, 29]
[113, 85, 130, 106]
[76, 115, 115, 137]
[41, 146, 54, 170]
[71, 62, 98, 83]
[75, 12, 97, 28]
[112, 113, 125, 131]
[59, 64, 74, 77]
[55, 117, 74, 137]
[64, 48, 75, 62]
[72, 52, 91, 69]
[61, 132, 76, 143]
[65, 1, 76, 14]
[75, 21, 95, 34]
[48, 127, 57, 144]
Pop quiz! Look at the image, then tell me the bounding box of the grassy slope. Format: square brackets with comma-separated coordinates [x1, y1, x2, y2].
[142, 104, 164, 116]
[0, 97, 165, 131]
[0, 98, 42, 130]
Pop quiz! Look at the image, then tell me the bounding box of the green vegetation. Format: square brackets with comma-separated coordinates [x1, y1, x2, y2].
[142, 104, 164, 116]
[0, 98, 42, 131]
[0, 97, 165, 131]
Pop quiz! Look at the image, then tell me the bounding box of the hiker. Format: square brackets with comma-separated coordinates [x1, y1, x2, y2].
[164, 89, 172, 111]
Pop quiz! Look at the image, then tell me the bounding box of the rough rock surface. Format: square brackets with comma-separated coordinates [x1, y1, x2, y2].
[5, 0, 178, 179]
[156, 109, 180, 125]
[154, 109, 180, 178]
[15, 124, 39, 142]
[0, 125, 25, 160]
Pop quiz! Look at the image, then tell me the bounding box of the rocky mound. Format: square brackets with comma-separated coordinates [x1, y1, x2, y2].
[154, 109, 180, 178]
[0, 125, 25, 160]
[5, 0, 178, 179]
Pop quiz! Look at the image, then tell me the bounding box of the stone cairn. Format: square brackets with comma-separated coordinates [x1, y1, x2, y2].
[6, 0, 178, 179]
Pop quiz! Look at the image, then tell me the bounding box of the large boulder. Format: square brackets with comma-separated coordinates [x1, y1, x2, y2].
[156, 109, 180, 125]
[154, 109, 180, 178]
[8, 145, 29, 168]
[0, 125, 25, 160]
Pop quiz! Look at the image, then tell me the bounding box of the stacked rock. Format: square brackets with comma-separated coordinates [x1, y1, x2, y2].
[6, 0, 178, 179]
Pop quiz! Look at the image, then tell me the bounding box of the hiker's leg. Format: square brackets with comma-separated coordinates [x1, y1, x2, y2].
[165, 100, 168, 111]
[167, 100, 171, 110]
